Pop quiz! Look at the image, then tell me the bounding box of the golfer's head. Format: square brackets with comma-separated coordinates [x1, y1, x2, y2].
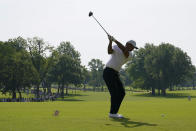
[126, 40, 138, 51]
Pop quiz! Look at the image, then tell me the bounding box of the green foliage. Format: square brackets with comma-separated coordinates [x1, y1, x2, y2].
[57, 41, 81, 61]
[80, 66, 91, 89]
[128, 43, 193, 95]
[50, 41, 83, 97]
[88, 59, 105, 89]
[27, 37, 51, 98]
[128, 44, 156, 91]
[119, 68, 132, 86]
[0, 37, 84, 99]
[0, 39, 38, 99]
[180, 66, 196, 87]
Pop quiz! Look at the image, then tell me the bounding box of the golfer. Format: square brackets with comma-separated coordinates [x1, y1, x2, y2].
[103, 35, 138, 118]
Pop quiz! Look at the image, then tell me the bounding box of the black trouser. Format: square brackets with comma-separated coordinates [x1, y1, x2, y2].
[103, 67, 125, 114]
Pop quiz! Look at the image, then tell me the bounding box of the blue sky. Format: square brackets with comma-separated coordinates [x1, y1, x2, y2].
[0, 0, 196, 66]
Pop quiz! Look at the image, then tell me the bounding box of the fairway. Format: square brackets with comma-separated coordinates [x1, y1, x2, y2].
[0, 90, 196, 131]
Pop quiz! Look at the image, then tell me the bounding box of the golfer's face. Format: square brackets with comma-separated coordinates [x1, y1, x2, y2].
[126, 43, 134, 51]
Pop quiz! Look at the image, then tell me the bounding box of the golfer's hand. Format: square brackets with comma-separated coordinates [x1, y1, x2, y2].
[108, 35, 116, 42]
[108, 35, 112, 41]
[111, 36, 116, 42]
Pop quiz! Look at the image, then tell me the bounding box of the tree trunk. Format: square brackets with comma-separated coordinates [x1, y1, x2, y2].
[169, 87, 172, 91]
[151, 87, 155, 96]
[12, 90, 16, 100]
[61, 84, 64, 98]
[36, 85, 40, 98]
[16, 86, 22, 100]
[158, 89, 160, 95]
[169, 85, 173, 91]
[65, 85, 68, 95]
[47, 86, 51, 95]
[83, 83, 86, 91]
[57, 87, 60, 94]
[161, 88, 166, 96]
[17, 87, 22, 100]
[19, 92, 22, 100]
[57, 83, 60, 94]
[42, 82, 46, 96]
[43, 88, 46, 95]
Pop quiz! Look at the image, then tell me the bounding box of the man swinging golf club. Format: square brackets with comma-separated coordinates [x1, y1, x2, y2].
[103, 35, 138, 118]
[88, 11, 138, 118]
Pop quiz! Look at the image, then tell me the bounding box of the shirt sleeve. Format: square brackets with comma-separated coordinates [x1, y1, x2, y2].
[112, 45, 119, 53]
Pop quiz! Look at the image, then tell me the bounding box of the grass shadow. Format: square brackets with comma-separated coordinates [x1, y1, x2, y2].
[58, 93, 89, 98]
[55, 93, 88, 101]
[107, 117, 157, 128]
[56, 98, 84, 101]
[55, 93, 89, 101]
[134, 92, 196, 99]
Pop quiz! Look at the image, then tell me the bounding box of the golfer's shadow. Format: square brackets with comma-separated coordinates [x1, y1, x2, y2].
[107, 117, 157, 128]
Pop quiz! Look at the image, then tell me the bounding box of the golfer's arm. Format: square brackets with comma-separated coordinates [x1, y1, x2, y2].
[108, 40, 113, 54]
[113, 40, 129, 58]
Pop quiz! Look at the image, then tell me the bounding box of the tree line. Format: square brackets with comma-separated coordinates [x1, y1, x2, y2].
[0, 37, 196, 99]
[0, 36, 88, 99]
[128, 43, 196, 95]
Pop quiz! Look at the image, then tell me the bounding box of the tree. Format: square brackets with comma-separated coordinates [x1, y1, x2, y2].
[191, 66, 196, 89]
[8, 36, 28, 51]
[128, 44, 157, 95]
[149, 43, 192, 95]
[56, 55, 75, 97]
[119, 68, 132, 87]
[0, 39, 38, 99]
[88, 59, 105, 91]
[81, 66, 91, 91]
[41, 56, 54, 96]
[181, 65, 196, 89]
[193, 71, 196, 89]
[50, 41, 83, 97]
[27, 37, 50, 98]
[57, 41, 81, 62]
[128, 43, 193, 96]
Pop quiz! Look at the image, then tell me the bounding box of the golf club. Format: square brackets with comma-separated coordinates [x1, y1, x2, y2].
[89, 11, 110, 36]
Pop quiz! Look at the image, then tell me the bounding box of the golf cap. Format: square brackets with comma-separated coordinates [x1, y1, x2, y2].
[127, 40, 138, 49]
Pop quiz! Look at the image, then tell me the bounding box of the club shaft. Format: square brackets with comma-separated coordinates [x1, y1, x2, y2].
[92, 16, 109, 35]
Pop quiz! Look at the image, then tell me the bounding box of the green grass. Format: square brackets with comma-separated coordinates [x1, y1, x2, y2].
[0, 90, 196, 131]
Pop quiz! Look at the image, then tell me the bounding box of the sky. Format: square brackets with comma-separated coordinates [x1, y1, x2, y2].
[0, 0, 196, 67]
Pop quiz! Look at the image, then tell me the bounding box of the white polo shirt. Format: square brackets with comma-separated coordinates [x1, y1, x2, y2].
[106, 45, 133, 72]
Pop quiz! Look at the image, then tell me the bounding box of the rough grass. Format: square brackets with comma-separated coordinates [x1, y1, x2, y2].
[0, 90, 196, 131]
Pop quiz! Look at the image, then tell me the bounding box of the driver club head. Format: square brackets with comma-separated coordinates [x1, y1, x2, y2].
[89, 11, 93, 17]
